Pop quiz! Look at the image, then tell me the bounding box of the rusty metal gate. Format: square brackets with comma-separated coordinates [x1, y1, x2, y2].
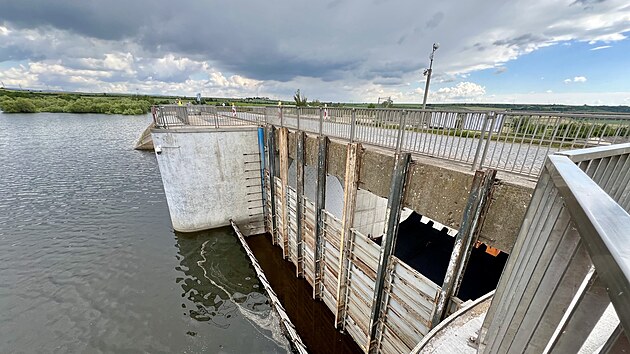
[343, 228, 380, 352]
[273, 177, 285, 250]
[286, 186, 299, 267]
[376, 256, 440, 353]
[302, 197, 317, 287]
[264, 170, 273, 234]
[320, 210, 342, 312]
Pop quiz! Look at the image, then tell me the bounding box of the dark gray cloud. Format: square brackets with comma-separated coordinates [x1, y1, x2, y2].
[0, 0, 628, 102]
[0, 1, 151, 40]
[493, 33, 547, 47]
[426, 12, 445, 29]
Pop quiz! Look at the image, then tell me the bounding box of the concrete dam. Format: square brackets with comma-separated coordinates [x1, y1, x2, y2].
[146, 105, 630, 353]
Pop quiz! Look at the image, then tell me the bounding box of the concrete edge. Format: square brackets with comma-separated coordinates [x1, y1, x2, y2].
[151, 126, 259, 133]
[411, 290, 495, 353]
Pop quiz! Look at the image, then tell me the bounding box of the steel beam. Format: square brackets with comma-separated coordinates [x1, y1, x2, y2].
[266, 125, 277, 245]
[431, 168, 497, 327]
[335, 142, 362, 329]
[296, 131, 306, 277]
[367, 152, 411, 352]
[314, 136, 328, 299]
[543, 270, 610, 353]
[278, 127, 290, 258]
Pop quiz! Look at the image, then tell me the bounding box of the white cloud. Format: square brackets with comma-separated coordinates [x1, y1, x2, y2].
[0, 0, 629, 103]
[431, 82, 486, 101]
[574, 76, 587, 83]
[564, 76, 587, 83]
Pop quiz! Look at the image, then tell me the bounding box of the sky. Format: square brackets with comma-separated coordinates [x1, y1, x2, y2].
[0, 0, 629, 105]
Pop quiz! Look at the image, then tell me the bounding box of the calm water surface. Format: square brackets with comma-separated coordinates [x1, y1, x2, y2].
[0, 112, 289, 353]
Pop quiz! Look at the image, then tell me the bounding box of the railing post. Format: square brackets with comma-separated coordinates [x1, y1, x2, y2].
[543, 271, 610, 353]
[367, 152, 411, 352]
[213, 106, 219, 128]
[430, 168, 496, 328]
[478, 111, 496, 170]
[280, 106, 284, 127]
[297, 107, 301, 131]
[350, 108, 357, 143]
[395, 110, 407, 153]
[313, 136, 328, 299]
[471, 112, 491, 170]
[319, 107, 324, 136]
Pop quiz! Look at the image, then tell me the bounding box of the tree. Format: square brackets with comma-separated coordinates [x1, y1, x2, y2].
[293, 89, 308, 106]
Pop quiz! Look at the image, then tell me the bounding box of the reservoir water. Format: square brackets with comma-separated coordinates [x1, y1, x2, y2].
[0, 113, 289, 353]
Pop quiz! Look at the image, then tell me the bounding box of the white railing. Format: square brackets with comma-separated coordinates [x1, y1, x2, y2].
[477, 143, 630, 353]
[154, 105, 630, 178]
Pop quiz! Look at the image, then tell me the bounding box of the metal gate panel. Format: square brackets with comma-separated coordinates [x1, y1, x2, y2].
[378, 256, 440, 353]
[286, 186, 299, 267]
[273, 177, 285, 251]
[343, 229, 380, 352]
[321, 210, 342, 313]
[264, 170, 273, 234]
[302, 197, 317, 287]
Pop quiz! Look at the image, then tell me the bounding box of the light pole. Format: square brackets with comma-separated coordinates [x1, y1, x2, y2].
[422, 42, 439, 110]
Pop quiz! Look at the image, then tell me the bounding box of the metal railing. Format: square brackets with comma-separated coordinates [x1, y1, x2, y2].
[153, 105, 630, 178]
[153, 105, 266, 128]
[477, 143, 630, 353]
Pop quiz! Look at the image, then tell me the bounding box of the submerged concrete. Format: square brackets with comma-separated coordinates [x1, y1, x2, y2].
[134, 123, 155, 150]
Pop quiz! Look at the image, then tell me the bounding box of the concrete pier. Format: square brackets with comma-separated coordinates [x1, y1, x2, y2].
[151, 126, 264, 235]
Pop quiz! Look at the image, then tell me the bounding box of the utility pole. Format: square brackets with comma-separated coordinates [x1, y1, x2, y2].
[422, 42, 440, 110]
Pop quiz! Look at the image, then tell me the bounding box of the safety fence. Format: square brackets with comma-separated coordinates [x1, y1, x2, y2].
[154, 105, 630, 178]
[478, 143, 630, 353]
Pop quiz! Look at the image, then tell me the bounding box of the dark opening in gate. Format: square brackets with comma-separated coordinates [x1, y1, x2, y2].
[379, 211, 508, 301]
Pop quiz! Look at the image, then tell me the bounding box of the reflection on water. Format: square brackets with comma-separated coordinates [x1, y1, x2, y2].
[174, 228, 289, 352]
[0, 112, 288, 353]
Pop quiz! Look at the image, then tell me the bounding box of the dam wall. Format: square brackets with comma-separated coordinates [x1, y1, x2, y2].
[148, 105, 547, 353]
[151, 127, 264, 235]
[284, 129, 533, 253]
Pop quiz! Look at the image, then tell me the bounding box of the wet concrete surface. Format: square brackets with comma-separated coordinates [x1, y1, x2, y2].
[246, 234, 363, 354]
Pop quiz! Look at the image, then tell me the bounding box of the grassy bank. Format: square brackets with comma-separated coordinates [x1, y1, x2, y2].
[0, 90, 161, 115]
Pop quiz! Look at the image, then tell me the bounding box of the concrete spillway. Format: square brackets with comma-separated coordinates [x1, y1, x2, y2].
[148, 105, 630, 353]
[148, 122, 524, 353]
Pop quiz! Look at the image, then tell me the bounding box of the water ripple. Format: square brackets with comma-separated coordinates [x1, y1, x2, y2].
[0, 112, 288, 353]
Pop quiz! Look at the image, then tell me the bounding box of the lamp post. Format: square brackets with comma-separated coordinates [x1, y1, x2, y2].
[422, 42, 439, 110]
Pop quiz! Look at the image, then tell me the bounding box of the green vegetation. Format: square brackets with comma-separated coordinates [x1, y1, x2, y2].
[0, 90, 154, 115]
[1, 87, 628, 115]
[293, 89, 308, 107]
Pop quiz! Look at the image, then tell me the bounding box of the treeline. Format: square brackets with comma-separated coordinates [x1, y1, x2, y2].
[0, 95, 155, 115]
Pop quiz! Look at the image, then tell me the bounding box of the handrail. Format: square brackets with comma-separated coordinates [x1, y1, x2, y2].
[153, 104, 630, 178]
[478, 145, 630, 353]
[547, 154, 630, 329]
[556, 142, 630, 162]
